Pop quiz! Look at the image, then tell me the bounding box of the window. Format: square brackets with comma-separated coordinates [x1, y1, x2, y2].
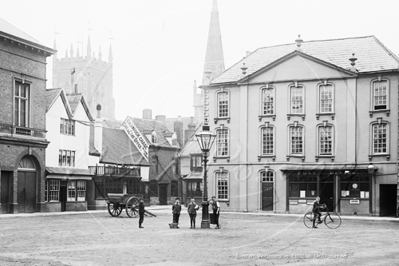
[289, 175, 317, 198]
[58, 150, 75, 167]
[372, 80, 387, 110]
[216, 171, 228, 200]
[216, 128, 229, 157]
[171, 181, 178, 197]
[290, 126, 303, 155]
[14, 80, 30, 128]
[95, 178, 123, 198]
[340, 175, 369, 199]
[217, 91, 229, 118]
[318, 126, 333, 155]
[260, 170, 274, 182]
[261, 127, 274, 155]
[60, 118, 75, 135]
[372, 123, 387, 154]
[290, 85, 304, 114]
[319, 84, 333, 113]
[126, 179, 141, 194]
[67, 181, 86, 201]
[45, 180, 60, 202]
[261, 87, 274, 115]
[187, 181, 202, 197]
[190, 154, 202, 172]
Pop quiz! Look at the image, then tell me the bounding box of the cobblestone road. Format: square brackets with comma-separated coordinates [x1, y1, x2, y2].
[0, 210, 398, 265]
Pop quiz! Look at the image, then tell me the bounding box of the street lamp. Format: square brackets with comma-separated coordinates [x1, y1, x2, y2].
[195, 121, 216, 229]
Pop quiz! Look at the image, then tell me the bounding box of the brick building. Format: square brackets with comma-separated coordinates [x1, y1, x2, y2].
[0, 18, 55, 213]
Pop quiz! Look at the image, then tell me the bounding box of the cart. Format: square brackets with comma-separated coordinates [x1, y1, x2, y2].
[107, 193, 140, 218]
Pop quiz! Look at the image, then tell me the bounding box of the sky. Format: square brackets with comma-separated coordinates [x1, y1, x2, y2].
[1, 0, 399, 121]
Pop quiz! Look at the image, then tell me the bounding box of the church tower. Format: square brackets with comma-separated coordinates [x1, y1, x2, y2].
[52, 35, 116, 120]
[193, 0, 225, 125]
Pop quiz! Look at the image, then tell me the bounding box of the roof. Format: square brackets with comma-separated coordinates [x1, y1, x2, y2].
[101, 127, 149, 166]
[103, 120, 122, 129]
[212, 35, 399, 84]
[0, 17, 55, 54]
[45, 88, 73, 118]
[66, 93, 94, 121]
[46, 167, 91, 176]
[130, 117, 175, 148]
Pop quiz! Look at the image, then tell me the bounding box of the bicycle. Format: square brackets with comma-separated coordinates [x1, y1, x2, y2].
[303, 205, 342, 229]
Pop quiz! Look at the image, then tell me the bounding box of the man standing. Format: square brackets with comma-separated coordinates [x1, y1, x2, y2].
[187, 197, 199, 229]
[172, 198, 182, 228]
[138, 198, 145, 229]
[211, 196, 220, 229]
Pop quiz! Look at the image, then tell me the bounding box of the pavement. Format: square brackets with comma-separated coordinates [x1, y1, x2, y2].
[1, 205, 398, 222]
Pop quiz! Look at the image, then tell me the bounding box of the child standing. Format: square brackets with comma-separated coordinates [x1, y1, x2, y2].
[187, 197, 199, 229]
[138, 198, 145, 229]
[172, 198, 182, 228]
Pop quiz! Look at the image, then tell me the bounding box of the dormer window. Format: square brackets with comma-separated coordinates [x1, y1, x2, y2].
[151, 131, 157, 143]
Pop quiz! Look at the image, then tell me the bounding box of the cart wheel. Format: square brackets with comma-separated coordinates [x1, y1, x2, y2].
[108, 202, 122, 217]
[126, 197, 139, 218]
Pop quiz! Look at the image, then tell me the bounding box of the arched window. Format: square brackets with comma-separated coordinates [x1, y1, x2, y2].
[260, 170, 274, 182]
[288, 124, 304, 156]
[217, 91, 229, 118]
[370, 120, 390, 156]
[319, 83, 334, 113]
[18, 156, 35, 170]
[290, 84, 305, 114]
[261, 87, 275, 115]
[317, 123, 334, 156]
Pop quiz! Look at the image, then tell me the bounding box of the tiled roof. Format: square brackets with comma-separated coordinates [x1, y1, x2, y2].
[212, 36, 399, 84]
[46, 167, 91, 176]
[45, 88, 62, 111]
[101, 127, 149, 166]
[130, 117, 175, 148]
[103, 120, 122, 129]
[66, 93, 83, 116]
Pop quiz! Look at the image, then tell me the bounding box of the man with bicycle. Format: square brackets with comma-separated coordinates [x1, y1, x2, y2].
[312, 197, 326, 228]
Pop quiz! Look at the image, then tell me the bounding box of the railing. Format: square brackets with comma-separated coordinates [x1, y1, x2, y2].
[89, 165, 141, 177]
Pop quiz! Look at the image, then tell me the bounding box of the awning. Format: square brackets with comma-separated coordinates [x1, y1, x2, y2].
[46, 175, 92, 181]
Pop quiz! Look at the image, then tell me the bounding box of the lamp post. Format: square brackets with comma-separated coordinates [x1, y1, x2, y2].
[195, 121, 216, 229]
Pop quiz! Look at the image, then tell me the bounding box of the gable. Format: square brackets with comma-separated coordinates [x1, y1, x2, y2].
[250, 54, 355, 84]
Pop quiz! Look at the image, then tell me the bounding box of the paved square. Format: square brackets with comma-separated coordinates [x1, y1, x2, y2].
[0, 210, 398, 265]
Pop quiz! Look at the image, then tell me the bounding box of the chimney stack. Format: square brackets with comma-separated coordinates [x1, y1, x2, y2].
[155, 115, 166, 124]
[174, 116, 183, 147]
[184, 117, 196, 144]
[143, 109, 152, 120]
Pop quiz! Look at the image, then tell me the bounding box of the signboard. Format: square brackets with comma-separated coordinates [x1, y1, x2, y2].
[298, 199, 307, 204]
[120, 117, 149, 162]
[289, 200, 298, 205]
[349, 199, 360, 205]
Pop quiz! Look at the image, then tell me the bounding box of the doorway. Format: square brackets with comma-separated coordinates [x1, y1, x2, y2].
[60, 182, 67, 212]
[262, 182, 273, 211]
[1, 171, 12, 213]
[319, 175, 334, 212]
[159, 185, 168, 205]
[380, 184, 396, 216]
[17, 171, 36, 213]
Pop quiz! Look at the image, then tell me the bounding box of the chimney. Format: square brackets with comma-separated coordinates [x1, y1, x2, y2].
[155, 115, 166, 124]
[94, 104, 103, 154]
[184, 116, 196, 144]
[174, 116, 183, 147]
[143, 109, 152, 120]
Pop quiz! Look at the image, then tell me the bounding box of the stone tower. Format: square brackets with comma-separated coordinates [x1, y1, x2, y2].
[52, 36, 116, 120]
[193, 0, 225, 125]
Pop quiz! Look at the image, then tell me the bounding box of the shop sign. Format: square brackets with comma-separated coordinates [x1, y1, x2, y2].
[289, 200, 298, 205]
[298, 199, 307, 204]
[120, 117, 149, 162]
[349, 199, 360, 204]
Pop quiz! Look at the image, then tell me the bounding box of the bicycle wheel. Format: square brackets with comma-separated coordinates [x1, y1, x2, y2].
[303, 212, 314, 228]
[324, 213, 341, 229]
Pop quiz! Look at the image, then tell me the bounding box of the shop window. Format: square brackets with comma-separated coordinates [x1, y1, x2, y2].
[289, 175, 317, 198]
[126, 179, 141, 194]
[340, 175, 369, 198]
[67, 181, 86, 201]
[187, 181, 202, 197]
[45, 180, 60, 202]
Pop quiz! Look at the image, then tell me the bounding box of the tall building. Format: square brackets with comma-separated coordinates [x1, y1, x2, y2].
[203, 35, 399, 217]
[193, 0, 225, 126]
[0, 18, 55, 213]
[52, 36, 115, 121]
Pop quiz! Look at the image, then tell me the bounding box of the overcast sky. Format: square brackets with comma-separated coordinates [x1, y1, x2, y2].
[1, 0, 399, 121]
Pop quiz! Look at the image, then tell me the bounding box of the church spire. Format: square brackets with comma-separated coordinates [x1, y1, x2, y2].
[108, 43, 113, 63]
[202, 0, 225, 85]
[87, 35, 92, 59]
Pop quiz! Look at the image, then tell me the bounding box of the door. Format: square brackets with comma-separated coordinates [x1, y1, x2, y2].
[159, 185, 167, 205]
[17, 171, 36, 213]
[60, 183, 67, 212]
[262, 182, 273, 211]
[1, 171, 11, 213]
[380, 184, 396, 216]
[319, 175, 334, 212]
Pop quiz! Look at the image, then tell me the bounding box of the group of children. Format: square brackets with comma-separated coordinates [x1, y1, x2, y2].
[137, 196, 221, 229]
